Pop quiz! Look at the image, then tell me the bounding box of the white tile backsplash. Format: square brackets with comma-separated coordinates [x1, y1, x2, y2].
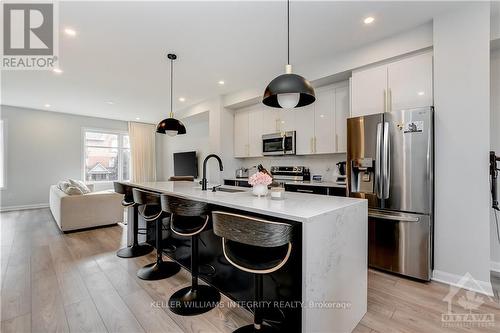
[234, 153, 347, 181]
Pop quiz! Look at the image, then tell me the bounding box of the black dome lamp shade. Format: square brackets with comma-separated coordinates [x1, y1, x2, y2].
[156, 53, 186, 136]
[263, 0, 315, 109]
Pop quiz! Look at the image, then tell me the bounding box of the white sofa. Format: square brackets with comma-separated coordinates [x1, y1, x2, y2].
[49, 183, 124, 232]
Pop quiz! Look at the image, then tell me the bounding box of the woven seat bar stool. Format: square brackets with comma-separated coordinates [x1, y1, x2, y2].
[212, 211, 293, 333]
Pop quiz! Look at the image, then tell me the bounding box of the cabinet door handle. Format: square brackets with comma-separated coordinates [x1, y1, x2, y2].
[314, 136, 317, 153]
[335, 133, 338, 152]
[383, 89, 387, 113]
[388, 88, 392, 112]
[310, 137, 313, 153]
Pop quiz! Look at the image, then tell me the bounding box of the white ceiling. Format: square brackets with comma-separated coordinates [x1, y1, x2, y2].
[1, 1, 466, 124]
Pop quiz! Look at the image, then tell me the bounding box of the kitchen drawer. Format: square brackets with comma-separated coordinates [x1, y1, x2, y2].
[285, 184, 346, 196]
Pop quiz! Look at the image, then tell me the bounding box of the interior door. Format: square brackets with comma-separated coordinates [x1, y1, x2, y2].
[383, 107, 433, 214]
[347, 113, 384, 209]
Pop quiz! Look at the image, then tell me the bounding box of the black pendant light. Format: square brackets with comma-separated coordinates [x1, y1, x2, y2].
[263, 0, 315, 109]
[156, 53, 186, 136]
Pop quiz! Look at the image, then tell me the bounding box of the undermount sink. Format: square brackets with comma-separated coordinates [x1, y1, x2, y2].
[214, 187, 246, 193]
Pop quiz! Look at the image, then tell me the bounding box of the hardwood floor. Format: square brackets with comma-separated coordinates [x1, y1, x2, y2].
[1, 208, 499, 333]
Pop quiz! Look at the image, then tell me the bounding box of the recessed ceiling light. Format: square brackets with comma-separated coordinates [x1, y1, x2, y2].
[135, 117, 141, 120]
[64, 28, 77, 37]
[418, 91, 425, 96]
[53, 68, 63, 74]
[218, 80, 225, 85]
[364, 17, 375, 25]
[178, 97, 186, 102]
[105, 101, 115, 105]
[44, 104, 51, 108]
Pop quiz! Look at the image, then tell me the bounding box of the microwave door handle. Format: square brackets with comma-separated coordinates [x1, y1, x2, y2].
[375, 123, 383, 199]
[383, 122, 390, 199]
[282, 135, 285, 153]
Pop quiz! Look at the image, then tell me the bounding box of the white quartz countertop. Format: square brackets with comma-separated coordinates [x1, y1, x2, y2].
[120, 181, 364, 223]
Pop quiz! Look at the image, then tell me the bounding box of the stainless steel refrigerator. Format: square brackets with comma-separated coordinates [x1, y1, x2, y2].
[347, 107, 434, 281]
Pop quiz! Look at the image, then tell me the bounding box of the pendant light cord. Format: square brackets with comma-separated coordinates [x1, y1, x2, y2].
[170, 57, 174, 118]
[287, 0, 290, 65]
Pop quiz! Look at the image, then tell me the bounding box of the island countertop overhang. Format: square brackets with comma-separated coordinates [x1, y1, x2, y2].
[117, 181, 366, 223]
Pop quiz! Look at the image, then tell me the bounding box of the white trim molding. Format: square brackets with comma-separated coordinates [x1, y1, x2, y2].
[491, 261, 500, 273]
[0, 203, 49, 212]
[432, 270, 494, 296]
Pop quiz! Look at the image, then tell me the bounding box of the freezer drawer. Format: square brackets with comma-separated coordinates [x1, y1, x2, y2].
[368, 210, 432, 280]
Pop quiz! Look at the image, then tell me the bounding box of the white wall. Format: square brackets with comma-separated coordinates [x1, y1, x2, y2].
[491, 48, 500, 267]
[433, 3, 491, 286]
[0, 105, 128, 209]
[156, 112, 210, 180]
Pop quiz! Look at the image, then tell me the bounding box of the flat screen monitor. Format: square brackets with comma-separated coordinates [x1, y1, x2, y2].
[173, 151, 198, 178]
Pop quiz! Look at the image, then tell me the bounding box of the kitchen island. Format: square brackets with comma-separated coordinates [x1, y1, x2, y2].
[120, 181, 367, 333]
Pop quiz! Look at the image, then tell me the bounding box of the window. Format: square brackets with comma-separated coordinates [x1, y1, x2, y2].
[83, 129, 130, 182]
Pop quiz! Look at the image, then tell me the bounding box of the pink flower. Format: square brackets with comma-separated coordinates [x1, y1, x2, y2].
[248, 172, 273, 186]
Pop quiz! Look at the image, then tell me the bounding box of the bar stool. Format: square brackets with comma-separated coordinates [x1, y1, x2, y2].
[212, 211, 293, 333]
[114, 182, 153, 258]
[133, 188, 181, 280]
[161, 195, 221, 316]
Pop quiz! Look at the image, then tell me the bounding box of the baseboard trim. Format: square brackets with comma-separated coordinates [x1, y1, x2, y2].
[491, 261, 500, 273]
[0, 203, 49, 212]
[432, 270, 494, 296]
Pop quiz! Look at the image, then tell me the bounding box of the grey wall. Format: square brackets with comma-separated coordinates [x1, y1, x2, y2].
[491, 48, 500, 265]
[0, 105, 128, 209]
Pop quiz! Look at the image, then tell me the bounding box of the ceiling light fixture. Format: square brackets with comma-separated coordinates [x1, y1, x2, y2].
[263, 0, 315, 109]
[105, 101, 115, 105]
[364, 17, 375, 25]
[179, 97, 186, 102]
[156, 53, 186, 136]
[53, 68, 63, 74]
[44, 104, 51, 108]
[218, 80, 225, 85]
[136, 117, 141, 120]
[64, 28, 77, 36]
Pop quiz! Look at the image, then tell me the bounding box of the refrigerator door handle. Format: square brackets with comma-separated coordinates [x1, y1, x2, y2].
[375, 123, 383, 198]
[368, 209, 420, 222]
[382, 122, 390, 199]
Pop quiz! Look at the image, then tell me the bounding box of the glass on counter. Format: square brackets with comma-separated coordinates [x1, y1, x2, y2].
[270, 186, 285, 200]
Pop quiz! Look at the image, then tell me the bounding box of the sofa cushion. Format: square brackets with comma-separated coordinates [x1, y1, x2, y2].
[69, 179, 91, 194]
[65, 186, 83, 195]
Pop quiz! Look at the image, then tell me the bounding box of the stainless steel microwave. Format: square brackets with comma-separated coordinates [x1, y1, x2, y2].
[262, 131, 296, 156]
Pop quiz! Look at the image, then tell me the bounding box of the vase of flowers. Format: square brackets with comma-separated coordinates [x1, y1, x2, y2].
[248, 171, 272, 197]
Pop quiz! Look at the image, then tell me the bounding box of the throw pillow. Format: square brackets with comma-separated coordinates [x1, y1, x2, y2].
[57, 180, 71, 192]
[69, 179, 91, 194]
[64, 186, 83, 195]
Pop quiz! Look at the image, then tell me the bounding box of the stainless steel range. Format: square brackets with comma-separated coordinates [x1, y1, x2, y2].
[270, 166, 309, 183]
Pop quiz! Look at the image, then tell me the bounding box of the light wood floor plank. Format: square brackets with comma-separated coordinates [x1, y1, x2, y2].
[0, 313, 31, 333]
[64, 299, 107, 333]
[83, 271, 145, 333]
[1, 263, 31, 321]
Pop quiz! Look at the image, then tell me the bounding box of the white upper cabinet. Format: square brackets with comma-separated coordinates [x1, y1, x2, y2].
[248, 106, 263, 157]
[388, 52, 433, 110]
[351, 64, 387, 117]
[262, 108, 280, 134]
[295, 104, 315, 155]
[234, 109, 249, 157]
[351, 52, 433, 117]
[278, 109, 296, 132]
[334, 85, 350, 153]
[314, 86, 335, 154]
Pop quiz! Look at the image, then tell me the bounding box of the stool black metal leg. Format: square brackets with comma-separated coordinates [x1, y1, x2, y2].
[168, 234, 221, 316]
[137, 217, 180, 280]
[234, 275, 278, 333]
[117, 206, 153, 258]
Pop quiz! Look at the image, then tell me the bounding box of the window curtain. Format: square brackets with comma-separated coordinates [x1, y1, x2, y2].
[128, 122, 156, 182]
